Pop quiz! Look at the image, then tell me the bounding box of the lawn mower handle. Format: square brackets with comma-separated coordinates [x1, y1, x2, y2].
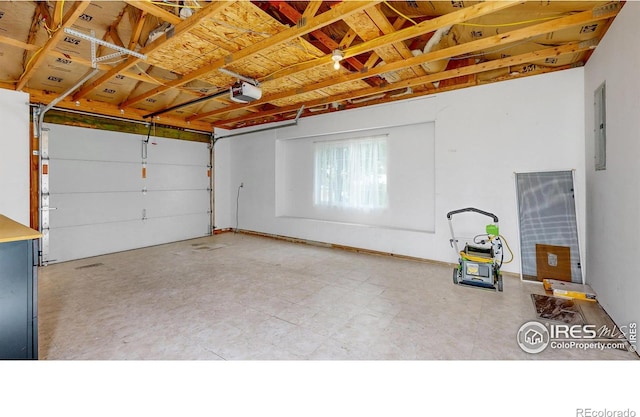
[446, 207, 499, 223]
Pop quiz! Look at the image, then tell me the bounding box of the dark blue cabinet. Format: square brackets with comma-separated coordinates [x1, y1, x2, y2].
[0, 216, 40, 360]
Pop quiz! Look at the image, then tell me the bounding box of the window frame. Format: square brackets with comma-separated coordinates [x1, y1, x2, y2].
[313, 134, 388, 210]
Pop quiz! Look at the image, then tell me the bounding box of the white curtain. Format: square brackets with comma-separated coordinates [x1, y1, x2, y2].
[314, 135, 388, 210]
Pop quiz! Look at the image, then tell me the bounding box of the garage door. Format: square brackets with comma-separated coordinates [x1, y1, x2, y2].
[43, 123, 210, 263]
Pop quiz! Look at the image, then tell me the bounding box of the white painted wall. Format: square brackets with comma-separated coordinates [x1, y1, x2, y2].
[0, 89, 30, 225]
[439, 74, 586, 277]
[215, 68, 586, 274]
[584, 2, 640, 328]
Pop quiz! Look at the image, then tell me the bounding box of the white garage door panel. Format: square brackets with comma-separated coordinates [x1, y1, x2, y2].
[50, 191, 209, 228]
[47, 124, 142, 162]
[141, 213, 210, 243]
[48, 213, 209, 262]
[147, 137, 209, 164]
[49, 192, 145, 227]
[145, 164, 209, 190]
[49, 220, 143, 262]
[142, 190, 210, 218]
[45, 122, 211, 263]
[49, 159, 142, 193]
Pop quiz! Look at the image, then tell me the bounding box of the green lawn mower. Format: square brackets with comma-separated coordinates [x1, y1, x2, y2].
[446, 207, 512, 292]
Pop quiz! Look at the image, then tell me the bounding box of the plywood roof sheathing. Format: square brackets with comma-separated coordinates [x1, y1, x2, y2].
[16, 1, 91, 91]
[0, 0, 623, 133]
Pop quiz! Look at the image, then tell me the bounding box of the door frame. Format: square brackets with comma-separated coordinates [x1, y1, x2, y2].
[514, 169, 585, 284]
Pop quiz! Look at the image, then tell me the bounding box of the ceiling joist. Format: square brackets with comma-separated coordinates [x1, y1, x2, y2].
[16, 1, 91, 91]
[188, 1, 620, 123]
[123, 0, 182, 25]
[0, 0, 622, 132]
[72, 0, 235, 101]
[121, 0, 382, 108]
[212, 41, 587, 129]
[189, 0, 524, 121]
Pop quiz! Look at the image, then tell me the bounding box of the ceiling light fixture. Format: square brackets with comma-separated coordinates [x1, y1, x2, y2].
[180, 7, 193, 19]
[332, 49, 344, 70]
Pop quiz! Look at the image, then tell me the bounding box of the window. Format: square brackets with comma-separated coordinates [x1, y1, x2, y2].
[594, 82, 606, 171]
[276, 122, 434, 231]
[314, 135, 388, 210]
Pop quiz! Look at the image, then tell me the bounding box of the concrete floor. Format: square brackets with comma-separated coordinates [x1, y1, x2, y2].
[38, 233, 638, 360]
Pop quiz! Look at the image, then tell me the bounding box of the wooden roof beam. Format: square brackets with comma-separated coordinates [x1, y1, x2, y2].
[333, 3, 621, 84]
[301, 1, 323, 21]
[213, 42, 589, 128]
[108, 25, 125, 48]
[16, 1, 91, 91]
[22, 3, 45, 70]
[101, 7, 128, 56]
[189, 2, 620, 123]
[120, 0, 382, 108]
[267, 2, 333, 51]
[0, 33, 202, 97]
[122, 9, 219, 105]
[231, 79, 483, 129]
[27, 87, 213, 132]
[339, 28, 358, 49]
[0, 35, 39, 51]
[260, 0, 522, 83]
[128, 10, 148, 51]
[123, 64, 158, 103]
[336, 43, 592, 105]
[124, 0, 182, 25]
[364, 5, 428, 77]
[188, 0, 522, 121]
[72, 0, 234, 101]
[267, 3, 619, 98]
[266, 1, 380, 83]
[363, 52, 382, 70]
[52, 1, 65, 28]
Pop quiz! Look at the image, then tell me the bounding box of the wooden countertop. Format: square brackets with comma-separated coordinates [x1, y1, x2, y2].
[0, 215, 41, 243]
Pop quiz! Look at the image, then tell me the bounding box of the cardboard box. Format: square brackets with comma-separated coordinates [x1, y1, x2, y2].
[536, 244, 572, 282]
[543, 279, 597, 301]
